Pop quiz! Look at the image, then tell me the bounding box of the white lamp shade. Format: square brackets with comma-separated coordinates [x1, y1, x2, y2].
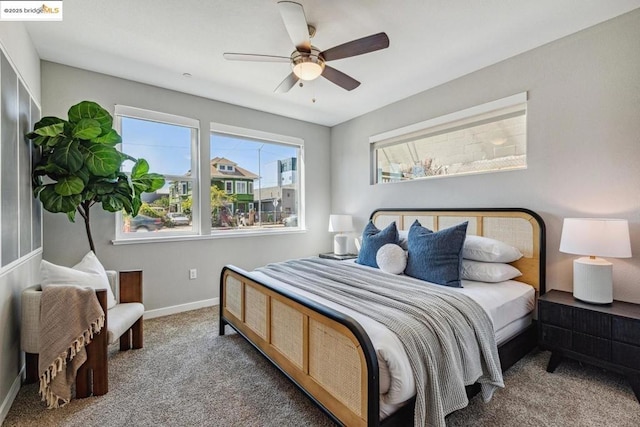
[559, 218, 631, 258]
[328, 214, 354, 233]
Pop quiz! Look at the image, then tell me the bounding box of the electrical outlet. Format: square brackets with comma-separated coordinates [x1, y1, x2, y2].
[189, 268, 197, 280]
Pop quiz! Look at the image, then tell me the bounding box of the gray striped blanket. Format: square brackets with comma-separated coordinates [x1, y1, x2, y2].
[257, 257, 504, 427]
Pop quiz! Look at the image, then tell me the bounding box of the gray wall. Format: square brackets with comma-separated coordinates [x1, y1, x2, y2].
[40, 62, 332, 312]
[331, 10, 640, 303]
[0, 22, 41, 420]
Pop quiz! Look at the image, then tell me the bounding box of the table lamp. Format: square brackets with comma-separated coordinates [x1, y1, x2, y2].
[328, 214, 354, 255]
[559, 218, 631, 304]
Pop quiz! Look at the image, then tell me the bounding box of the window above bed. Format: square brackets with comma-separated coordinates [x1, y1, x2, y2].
[370, 92, 527, 184]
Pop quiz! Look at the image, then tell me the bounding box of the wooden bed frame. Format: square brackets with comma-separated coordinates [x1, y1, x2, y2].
[219, 208, 546, 426]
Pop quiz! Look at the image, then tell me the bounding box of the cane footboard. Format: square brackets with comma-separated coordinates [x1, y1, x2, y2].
[220, 267, 379, 427]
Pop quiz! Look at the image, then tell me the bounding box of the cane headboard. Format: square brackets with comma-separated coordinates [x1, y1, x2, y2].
[371, 208, 546, 295]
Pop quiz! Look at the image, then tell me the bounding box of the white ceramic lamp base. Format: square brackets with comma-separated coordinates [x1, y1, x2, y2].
[572, 257, 613, 304]
[333, 234, 348, 255]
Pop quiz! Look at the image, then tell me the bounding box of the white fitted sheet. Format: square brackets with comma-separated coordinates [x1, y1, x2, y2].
[246, 260, 535, 418]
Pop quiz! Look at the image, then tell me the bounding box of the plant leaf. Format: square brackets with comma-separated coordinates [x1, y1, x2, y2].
[92, 129, 122, 145]
[34, 116, 66, 130]
[66, 210, 77, 223]
[83, 144, 121, 176]
[54, 176, 85, 196]
[72, 118, 102, 140]
[38, 185, 83, 214]
[145, 173, 165, 192]
[32, 122, 65, 137]
[131, 197, 142, 216]
[131, 159, 149, 179]
[68, 101, 113, 135]
[92, 180, 116, 195]
[51, 140, 83, 173]
[75, 166, 91, 185]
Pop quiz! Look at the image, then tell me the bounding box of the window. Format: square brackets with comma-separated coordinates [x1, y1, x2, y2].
[210, 122, 304, 232]
[115, 106, 199, 237]
[371, 93, 527, 184]
[236, 181, 247, 194]
[112, 110, 304, 242]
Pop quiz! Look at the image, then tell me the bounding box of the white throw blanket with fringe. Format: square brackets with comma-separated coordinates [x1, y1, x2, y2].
[38, 286, 105, 408]
[257, 258, 504, 427]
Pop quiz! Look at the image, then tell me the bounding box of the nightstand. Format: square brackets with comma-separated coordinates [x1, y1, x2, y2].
[538, 290, 640, 403]
[319, 253, 357, 261]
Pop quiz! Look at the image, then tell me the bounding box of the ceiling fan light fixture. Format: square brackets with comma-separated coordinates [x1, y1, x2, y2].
[291, 48, 325, 81]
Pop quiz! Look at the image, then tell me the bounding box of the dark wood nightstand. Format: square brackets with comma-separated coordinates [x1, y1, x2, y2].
[319, 253, 357, 261]
[538, 290, 640, 403]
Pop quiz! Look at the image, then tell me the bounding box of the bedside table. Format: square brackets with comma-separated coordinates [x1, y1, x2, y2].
[319, 253, 357, 261]
[538, 290, 640, 403]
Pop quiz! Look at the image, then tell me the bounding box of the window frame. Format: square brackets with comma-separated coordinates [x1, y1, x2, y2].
[370, 92, 527, 184]
[114, 105, 200, 240]
[235, 181, 247, 194]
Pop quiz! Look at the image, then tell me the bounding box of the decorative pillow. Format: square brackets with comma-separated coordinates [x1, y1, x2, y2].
[376, 244, 407, 275]
[398, 230, 409, 250]
[356, 221, 399, 268]
[404, 220, 468, 288]
[41, 251, 117, 309]
[461, 260, 522, 283]
[463, 235, 523, 263]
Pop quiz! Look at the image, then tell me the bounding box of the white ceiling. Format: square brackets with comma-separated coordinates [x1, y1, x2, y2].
[25, 0, 640, 127]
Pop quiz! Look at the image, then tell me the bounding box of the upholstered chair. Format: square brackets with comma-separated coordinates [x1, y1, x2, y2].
[20, 270, 144, 397]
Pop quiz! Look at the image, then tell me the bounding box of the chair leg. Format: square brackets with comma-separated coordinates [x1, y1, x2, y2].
[25, 353, 39, 384]
[120, 330, 131, 351]
[87, 326, 109, 396]
[75, 364, 91, 398]
[132, 318, 143, 349]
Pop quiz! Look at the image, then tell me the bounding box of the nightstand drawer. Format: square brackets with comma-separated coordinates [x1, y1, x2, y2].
[573, 332, 610, 361]
[541, 324, 572, 348]
[612, 317, 640, 346]
[573, 307, 610, 338]
[612, 341, 640, 371]
[539, 301, 572, 329]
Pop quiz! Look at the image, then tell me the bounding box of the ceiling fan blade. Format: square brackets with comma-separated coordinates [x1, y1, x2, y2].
[277, 1, 311, 52]
[223, 53, 290, 63]
[274, 72, 299, 93]
[321, 32, 390, 62]
[322, 65, 360, 91]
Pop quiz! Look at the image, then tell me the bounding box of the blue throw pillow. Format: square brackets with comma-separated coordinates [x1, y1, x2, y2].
[356, 221, 399, 268]
[404, 220, 468, 288]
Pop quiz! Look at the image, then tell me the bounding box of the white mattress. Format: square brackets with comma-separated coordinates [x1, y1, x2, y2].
[246, 261, 535, 417]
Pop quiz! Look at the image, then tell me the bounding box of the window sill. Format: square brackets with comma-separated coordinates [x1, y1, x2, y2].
[112, 228, 307, 245]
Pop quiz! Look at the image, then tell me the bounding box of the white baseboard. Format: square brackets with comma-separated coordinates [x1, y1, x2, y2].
[0, 366, 24, 424]
[143, 297, 219, 319]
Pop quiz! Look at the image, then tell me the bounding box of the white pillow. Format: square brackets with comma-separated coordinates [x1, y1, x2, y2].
[461, 259, 522, 283]
[398, 230, 409, 250]
[463, 235, 523, 263]
[41, 251, 117, 309]
[376, 244, 407, 275]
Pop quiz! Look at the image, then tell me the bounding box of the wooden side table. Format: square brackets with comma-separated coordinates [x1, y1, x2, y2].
[538, 289, 640, 403]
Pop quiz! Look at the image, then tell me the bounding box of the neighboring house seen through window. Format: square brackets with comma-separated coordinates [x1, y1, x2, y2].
[210, 122, 303, 232]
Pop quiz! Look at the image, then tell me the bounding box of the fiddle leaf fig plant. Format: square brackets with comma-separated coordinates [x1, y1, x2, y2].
[28, 101, 165, 253]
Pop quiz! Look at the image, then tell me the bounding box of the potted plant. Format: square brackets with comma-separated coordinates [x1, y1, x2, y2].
[28, 101, 164, 253]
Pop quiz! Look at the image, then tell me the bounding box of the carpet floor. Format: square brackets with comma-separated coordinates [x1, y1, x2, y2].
[4, 307, 640, 426]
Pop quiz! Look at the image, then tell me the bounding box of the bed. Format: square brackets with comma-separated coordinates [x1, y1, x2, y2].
[219, 208, 546, 426]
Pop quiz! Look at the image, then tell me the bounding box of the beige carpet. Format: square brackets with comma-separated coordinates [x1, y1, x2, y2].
[4, 307, 640, 426]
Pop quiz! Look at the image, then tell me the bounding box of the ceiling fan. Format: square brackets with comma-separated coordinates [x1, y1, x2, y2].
[223, 1, 389, 93]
